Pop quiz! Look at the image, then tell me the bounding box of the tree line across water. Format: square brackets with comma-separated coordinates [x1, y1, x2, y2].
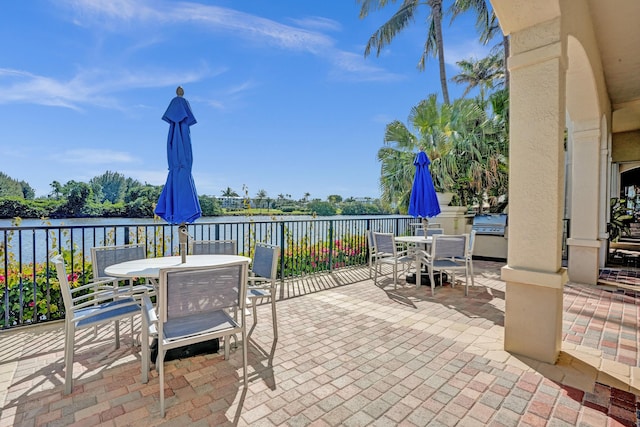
[0, 171, 388, 219]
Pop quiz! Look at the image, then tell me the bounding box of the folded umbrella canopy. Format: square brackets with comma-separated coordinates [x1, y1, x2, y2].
[155, 87, 201, 262]
[155, 87, 202, 225]
[408, 151, 441, 224]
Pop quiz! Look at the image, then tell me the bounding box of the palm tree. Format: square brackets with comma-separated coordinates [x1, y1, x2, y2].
[378, 93, 508, 211]
[221, 187, 238, 197]
[256, 189, 268, 209]
[451, 53, 503, 105]
[449, 0, 510, 87]
[358, 0, 451, 104]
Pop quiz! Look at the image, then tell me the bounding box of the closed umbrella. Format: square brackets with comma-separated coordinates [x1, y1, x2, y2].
[408, 151, 441, 228]
[155, 87, 202, 262]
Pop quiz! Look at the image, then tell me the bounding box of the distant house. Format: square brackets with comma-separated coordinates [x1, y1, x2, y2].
[352, 197, 376, 205]
[216, 196, 244, 209]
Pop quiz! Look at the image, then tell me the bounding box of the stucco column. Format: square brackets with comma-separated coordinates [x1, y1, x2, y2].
[567, 123, 602, 284]
[501, 18, 569, 364]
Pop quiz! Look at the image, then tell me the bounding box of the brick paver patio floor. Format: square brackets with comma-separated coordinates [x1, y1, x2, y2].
[1, 261, 640, 426]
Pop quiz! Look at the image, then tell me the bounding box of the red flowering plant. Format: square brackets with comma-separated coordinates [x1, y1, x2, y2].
[0, 221, 91, 328]
[280, 229, 367, 276]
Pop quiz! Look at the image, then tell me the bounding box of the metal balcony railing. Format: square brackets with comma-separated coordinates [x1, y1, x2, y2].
[1, 216, 413, 328]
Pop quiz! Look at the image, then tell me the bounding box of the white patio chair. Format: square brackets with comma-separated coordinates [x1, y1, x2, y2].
[91, 244, 155, 335]
[372, 232, 414, 289]
[456, 230, 476, 287]
[247, 243, 280, 339]
[91, 244, 155, 296]
[141, 260, 249, 417]
[426, 228, 445, 237]
[191, 239, 237, 255]
[51, 255, 141, 395]
[366, 230, 381, 278]
[419, 233, 470, 296]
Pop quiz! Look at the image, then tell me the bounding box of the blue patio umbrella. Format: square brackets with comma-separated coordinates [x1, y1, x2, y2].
[408, 151, 441, 224]
[155, 87, 201, 261]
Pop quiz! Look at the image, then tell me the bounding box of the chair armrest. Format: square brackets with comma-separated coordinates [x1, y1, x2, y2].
[140, 295, 158, 339]
[70, 278, 139, 309]
[247, 276, 273, 289]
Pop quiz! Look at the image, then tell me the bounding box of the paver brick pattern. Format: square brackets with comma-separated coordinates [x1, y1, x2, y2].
[1, 261, 639, 426]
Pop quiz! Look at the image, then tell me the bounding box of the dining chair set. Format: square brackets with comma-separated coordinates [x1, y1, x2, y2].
[368, 229, 477, 296]
[51, 239, 280, 417]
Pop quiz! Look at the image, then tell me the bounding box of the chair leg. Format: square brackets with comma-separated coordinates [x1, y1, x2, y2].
[159, 351, 165, 417]
[141, 319, 149, 384]
[429, 269, 436, 296]
[373, 261, 379, 285]
[271, 297, 278, 339]
[114, 319, 121, 349]
[464, 269, 469, 296]
[224, 334, 230, 360]
[393, 263, 397, 289]
[242, 327, 248, 387]
[469, 260, 475, 287]
[252, 303, 259, 328]
[64, 326, 75, 395]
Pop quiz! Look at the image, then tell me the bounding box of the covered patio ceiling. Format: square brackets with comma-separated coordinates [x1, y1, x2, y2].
[492, 0, 640, 134]
[588, 0, 640, 133]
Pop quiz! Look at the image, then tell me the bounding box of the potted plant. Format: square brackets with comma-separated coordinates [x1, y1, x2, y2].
[607, 197, 633, 242]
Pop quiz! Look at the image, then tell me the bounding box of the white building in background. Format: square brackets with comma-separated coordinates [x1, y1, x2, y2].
[216, 196, 243, 209]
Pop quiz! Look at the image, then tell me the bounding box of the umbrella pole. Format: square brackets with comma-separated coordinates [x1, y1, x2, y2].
[178, 224, 189, 263]
[422, 217, 429, 230]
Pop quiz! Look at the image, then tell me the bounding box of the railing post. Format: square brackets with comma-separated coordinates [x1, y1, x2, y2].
[328, 220, 334, 272]
[279, 221, 286, 299]
[124, 226, 130, 245]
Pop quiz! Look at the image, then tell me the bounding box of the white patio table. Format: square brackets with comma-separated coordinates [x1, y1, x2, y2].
[395, 235, 433, 288]
[104, 254, 251, 285]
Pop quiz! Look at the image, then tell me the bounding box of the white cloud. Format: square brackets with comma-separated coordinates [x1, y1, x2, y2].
[327, 51, 403, 82]
[289, 16, 342, 32]
[58, 0, 394, 80]
[0, 66, 209, 110]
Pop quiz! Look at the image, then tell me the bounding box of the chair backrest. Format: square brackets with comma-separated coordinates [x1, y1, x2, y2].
[158, 261, 248, 322]
[252, 243, 280, 280]
[426, 228, 445, 237]
[51, 255, 74, 313]
[415, 228, 425, 236]
[432, 234, 468, 259]
[91, 244, 146, 279]
[468, 230, 477, 256]
[366, 230, 376, 252]
[373, 232, 397, 256]
[191, 240, 237, 255]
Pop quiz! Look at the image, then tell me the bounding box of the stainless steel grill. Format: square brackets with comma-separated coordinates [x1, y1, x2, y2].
[471, 213, 508, 236]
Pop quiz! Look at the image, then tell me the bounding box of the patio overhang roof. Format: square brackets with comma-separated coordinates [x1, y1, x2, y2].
[492, 0, 640, 133]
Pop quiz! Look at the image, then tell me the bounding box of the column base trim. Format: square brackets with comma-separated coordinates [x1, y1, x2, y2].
[501, 265, 569, 289]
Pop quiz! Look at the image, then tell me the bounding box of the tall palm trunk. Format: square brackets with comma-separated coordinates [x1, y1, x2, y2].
[429, 0, 450, 104]
[502, 34, 510, 89]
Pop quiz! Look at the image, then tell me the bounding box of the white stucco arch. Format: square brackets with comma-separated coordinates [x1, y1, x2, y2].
[564, 34, 606, 284]
[565, 36, 599, 124]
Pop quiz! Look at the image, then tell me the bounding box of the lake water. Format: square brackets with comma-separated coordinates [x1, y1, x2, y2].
[0, 215, 316, 228]
[1, 215, 411, 264]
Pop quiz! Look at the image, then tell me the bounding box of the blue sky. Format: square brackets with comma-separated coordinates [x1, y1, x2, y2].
[0, 0, 495, 201]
